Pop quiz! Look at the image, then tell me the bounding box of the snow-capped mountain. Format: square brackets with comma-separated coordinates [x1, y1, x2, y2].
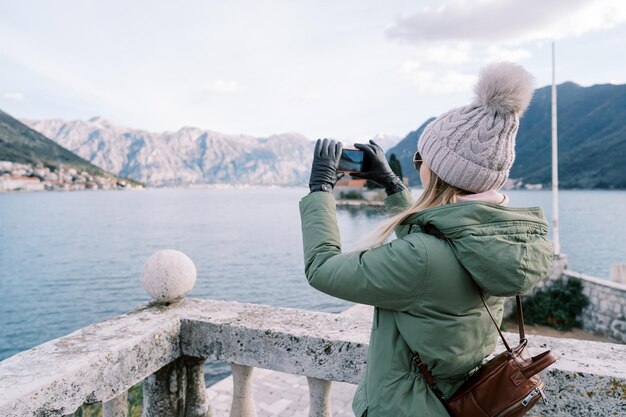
[359, 133, 403, 154]
[23, 117, 314, 186]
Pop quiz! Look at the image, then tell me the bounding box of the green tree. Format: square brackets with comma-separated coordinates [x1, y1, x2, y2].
[389, 153, 403, 180]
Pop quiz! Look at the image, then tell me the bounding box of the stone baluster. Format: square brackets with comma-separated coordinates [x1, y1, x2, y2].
[307, 377, 332, 417]
[143, 356, 212, 417]
[229, 363, 258, 417]
[141, 250, 212, 417]
[103, 391, 128, 417]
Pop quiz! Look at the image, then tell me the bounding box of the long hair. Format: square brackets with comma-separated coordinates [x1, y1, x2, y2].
[359, 171, 470, 249]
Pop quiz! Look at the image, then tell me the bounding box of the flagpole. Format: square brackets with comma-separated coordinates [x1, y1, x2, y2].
[551, 41, 561, 256]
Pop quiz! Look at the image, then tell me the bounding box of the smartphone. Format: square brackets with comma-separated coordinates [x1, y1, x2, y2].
[338, 149, 365, 172]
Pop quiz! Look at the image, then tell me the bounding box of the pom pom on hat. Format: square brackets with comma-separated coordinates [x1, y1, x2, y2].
[472, 62, 535, 115]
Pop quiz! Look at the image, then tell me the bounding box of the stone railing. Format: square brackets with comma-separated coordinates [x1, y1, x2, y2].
[562, 269, 626, 343]
[0, 297, 371, 417]
[503, 254, 626, 344]
[1, 250, 625, 417]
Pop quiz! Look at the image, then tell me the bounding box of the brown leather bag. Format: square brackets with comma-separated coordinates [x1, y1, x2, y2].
[412, 294, 558, 417]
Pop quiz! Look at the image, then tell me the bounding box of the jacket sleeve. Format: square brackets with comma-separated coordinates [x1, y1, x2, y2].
[384, 189, 414, 239]
[300, 192, 429, 310]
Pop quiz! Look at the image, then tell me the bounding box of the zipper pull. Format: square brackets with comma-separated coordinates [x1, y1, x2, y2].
[538, 387, 548, 404]
[521, 388, 540, 407]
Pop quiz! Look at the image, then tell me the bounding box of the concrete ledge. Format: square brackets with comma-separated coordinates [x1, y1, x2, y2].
[180, 299, 370, 383]
[0, 303, 182, 416]
[1, 298, 625, 416]
[538, 369, 626, 416]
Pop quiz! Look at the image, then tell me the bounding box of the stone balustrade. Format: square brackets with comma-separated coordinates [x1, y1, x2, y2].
[0, 297, 625, 416]
[0, 298, 369, 416]
[1, 250, 625, 417]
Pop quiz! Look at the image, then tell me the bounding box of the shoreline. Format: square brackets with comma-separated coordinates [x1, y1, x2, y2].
[336, 199, 384, 207]
[3, 183, 626, 193]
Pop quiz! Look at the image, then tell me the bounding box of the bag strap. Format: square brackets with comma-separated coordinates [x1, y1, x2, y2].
[516, 294, 526, 341]
[412, 292, 526, 401]
[476, 292, 527, 352]
[412, 351, 448, 402]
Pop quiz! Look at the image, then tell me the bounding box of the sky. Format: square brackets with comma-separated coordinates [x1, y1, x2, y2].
[1, 0, 626, 140]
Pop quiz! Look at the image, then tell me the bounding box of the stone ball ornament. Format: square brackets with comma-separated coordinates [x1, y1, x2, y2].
[142, 249, 197, 302]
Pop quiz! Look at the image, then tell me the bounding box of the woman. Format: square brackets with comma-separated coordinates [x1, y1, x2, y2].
[299, 62, 554, 417]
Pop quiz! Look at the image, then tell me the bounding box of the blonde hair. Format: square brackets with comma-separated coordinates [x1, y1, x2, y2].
[359, 171, 470, 249]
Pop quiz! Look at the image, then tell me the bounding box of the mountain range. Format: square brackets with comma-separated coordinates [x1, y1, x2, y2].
[14, 81, 626, 189]
[21, 117, 401, 187]
[23, 117, 316, 186]
[387, 82, 626, 189]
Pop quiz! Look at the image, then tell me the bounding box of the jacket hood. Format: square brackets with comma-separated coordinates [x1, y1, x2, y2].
[404, 201, 554, 296]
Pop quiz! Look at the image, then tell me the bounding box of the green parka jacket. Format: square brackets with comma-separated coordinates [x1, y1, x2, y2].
[299, 189, 554, 417]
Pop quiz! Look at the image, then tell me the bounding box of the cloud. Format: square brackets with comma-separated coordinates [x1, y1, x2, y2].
[485, 46, 532, 62]
[415, 44, 472, 65]
[403, 44, 530, 78]
[387, 0, 626, 45]
[0, 25, 122, 107]
[402, 62, 475, 93]
[202, 80, 244, 94]
[289, 92, 322, 104]
[400, 44, 531, 94]
[3, 92, 25, 101]
[301, 92, 321, 100]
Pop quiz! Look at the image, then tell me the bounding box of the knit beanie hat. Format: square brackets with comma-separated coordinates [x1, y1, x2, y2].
[417, 62, 535, 193]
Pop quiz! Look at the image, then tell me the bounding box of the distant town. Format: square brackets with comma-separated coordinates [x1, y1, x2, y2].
[0, 161, 140, 192]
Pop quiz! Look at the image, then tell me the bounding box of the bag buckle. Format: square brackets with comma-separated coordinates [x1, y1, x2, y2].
[412, 353, 446, 401]
[412, 353, 424, 367]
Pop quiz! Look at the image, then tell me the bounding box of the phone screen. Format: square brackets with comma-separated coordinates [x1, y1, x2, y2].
[338, 149, 364, 172]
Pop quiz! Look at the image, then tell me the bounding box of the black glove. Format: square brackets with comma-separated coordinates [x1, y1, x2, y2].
[309, 138, 343, 193]
[351, 140, 405, 195]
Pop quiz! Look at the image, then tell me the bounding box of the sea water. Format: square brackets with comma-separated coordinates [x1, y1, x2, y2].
[1, 187, 625, 382]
